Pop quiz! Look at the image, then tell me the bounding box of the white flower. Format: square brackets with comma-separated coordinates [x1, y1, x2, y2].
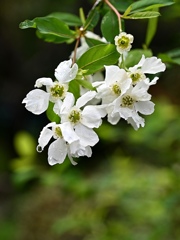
[54, 59, 78, 83]
[108, 81, 155, 127]
[114, 32, 134, 54]
[60, 91, 106, 147]
[93, 65, 132, 104]
[37, 122, 92, 166]
[22, 59, 78, 115]
[128, 55, 166, 85]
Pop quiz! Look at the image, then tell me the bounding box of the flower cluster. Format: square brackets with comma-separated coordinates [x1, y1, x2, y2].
[22, 31, 166, 165]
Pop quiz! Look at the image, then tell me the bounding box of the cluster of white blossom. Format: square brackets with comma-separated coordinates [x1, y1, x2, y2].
[22, 32, 166, 165]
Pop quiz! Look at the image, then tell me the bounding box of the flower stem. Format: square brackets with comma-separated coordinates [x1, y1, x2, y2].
[72, 35, 81, 65]
[103, 0, 122, 32]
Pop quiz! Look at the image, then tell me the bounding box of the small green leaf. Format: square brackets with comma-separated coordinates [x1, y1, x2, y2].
[77, 44, 119, 75]
[47, 12, 82, 26]
[124, 49, 153, 68]
[123, 11, 160, 19]
[46, 102, 60, 123]
[101, 10, 119, 43]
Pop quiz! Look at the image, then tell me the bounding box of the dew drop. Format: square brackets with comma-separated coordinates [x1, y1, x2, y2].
[36, 145, 43, 153]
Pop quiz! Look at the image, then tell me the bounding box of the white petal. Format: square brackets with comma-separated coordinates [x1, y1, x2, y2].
[132, 81, 151, 101]
[35, 78, 53, 88]
[55, 59, 78, 83]
[135, 101, 155, 115]
[53, 99, 63, 115]
[129, 55, 145, 72]
[141, 56, 166, 74]
[104, 65, 128, 85]
[75, 124, 99, 147]
[48, 138, 67, 165]
[76, 91, 96, 108]
[69, 141, 92, 158]
[81, 105, 105, 128]
[60, 122, 79, 143]
[37, 122, 55, 151]
[22, 89, 50, 114]
[60, 92, 75, 114]
[107, 112, 120, 125]
[127, 113, 145, 130]
[144, 76, 159, 86]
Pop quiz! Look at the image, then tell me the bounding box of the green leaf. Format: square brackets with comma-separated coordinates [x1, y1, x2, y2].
[46, 102, 60, 123]
[47, 12, 82, 26]
[145, 9, 159, 47]
[101, 10, 119, 43]
[124, 0, 174, 14]
[68, 80, 80, 100]
[85, 37, 105, 48]
[123, 11, 160, 19]
[105, 0, 134, 12]
[124, 49, 153, 68]
[20, 17, 76, 43]
[83, 1, 102, 30]
[77, 44, 119, 75]
[158, 48, 180, 65]
[19, 19, 36, 29]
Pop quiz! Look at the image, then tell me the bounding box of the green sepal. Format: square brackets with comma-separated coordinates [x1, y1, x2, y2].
[101, 10, 119, 43]
[46, 102, 60, 123]
[77, 44, 119, 75]
[124, 49, 153, 68]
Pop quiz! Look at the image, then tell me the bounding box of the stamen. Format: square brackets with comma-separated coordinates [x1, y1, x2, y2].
[68, 110, 81, 124]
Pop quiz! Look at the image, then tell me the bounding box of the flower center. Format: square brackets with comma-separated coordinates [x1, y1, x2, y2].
[55, 126, 63, 138]
[130, 73, 141, 83]
[118, 36, 129, 49]
[112, 84, 121, 95]
[50, 83, 65, 99]
[68, 109, 81, 124]
[121, 95, 134, 107]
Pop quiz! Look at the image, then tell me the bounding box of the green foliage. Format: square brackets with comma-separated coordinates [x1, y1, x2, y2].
[20, 17, 76, 43]
[77, 44, 119, 74]
[124, 0, 174, 15]
[145, 11, 159, 47]
[46, 102, 60, 123]
[101, 10, 119, 43]
[123, 49, 152, 67]
[83, 0, 102, 30]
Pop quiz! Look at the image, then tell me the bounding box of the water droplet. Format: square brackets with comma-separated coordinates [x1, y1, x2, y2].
[36, 145, 43, 153]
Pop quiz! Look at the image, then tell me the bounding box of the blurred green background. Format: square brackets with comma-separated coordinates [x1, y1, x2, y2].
[0, 0, 180, 239]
